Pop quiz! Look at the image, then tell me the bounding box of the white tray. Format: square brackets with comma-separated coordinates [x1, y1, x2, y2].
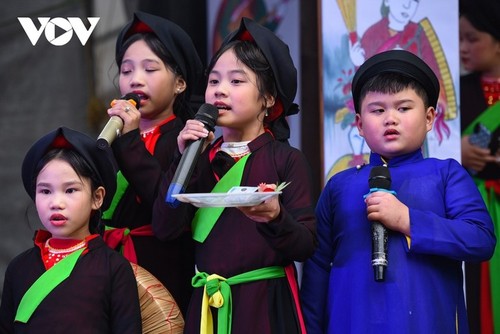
[172, 186, 281, 208]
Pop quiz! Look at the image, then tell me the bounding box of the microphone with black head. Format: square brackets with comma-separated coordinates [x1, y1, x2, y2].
[165, 103, 219, 207]
[368, 165, 392, 282]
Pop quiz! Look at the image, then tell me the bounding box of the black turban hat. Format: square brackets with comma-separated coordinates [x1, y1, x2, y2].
[115, 11, 204, 110]
[220, 17, 299, 141]
[351, 49, 439, 113]
[22, 127, 117, 211]
[460, 0, 500, 41]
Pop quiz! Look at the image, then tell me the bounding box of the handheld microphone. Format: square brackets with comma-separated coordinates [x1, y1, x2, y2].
[165, 103, 219, 207]
[96, 93, 141, 150]
[368, 166, 392, 282]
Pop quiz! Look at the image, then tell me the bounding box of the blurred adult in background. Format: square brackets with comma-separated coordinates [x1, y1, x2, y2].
[459, 0, 500, 332]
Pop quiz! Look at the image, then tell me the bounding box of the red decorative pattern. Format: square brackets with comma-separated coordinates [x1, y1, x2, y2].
[481, 78, 500, 106]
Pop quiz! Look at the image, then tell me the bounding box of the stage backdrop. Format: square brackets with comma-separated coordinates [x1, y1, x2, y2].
[322, 0, 460, 183]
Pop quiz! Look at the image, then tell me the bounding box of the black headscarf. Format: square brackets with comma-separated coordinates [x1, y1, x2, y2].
[115, 11, 204, 117]
[460, 0, 500, 41]
[220, 17, 299, 141]
[22, 127, 116, 211]
[351, 50, 440, 113]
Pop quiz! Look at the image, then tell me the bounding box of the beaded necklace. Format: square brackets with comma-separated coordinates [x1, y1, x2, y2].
[140, 127, 157, 138]
[481, 77, 500, 106]
[219, 141, 251, 159]
[44, 238, 86, 268]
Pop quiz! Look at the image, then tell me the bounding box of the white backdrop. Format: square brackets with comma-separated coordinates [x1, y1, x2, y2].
[322, 0, 460, 183]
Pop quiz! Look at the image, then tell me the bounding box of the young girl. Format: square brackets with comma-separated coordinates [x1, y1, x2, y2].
[459, 0, 500, 331]
[152, 17, 316, 333]
[102, 11, 204, 315]
[0, 127, 141, 333]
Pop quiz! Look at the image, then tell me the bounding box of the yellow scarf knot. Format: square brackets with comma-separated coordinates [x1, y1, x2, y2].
[191, 266, 286, 334]
[206, 274, 226, 308]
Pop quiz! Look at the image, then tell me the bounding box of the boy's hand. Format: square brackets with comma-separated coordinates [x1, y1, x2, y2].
[365, 191, 410, 235]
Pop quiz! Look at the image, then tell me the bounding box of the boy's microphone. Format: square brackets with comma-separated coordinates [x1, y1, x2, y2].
[368, 166, 391, 282]
[97, 93, 141, 149]
[165, 103, 219, 207]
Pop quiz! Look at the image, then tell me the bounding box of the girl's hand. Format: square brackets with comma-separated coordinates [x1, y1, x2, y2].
[237, 195, 280, 223]
[461, 135, 497, 172]
[106, 100, 140, 135]
[365, 191, 410, 236]
[177, 120, 213, 153]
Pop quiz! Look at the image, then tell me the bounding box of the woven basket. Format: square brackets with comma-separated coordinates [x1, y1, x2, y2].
[131, 263, 185, 334]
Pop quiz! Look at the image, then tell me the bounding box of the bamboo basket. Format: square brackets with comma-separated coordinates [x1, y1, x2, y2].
[131, 263, 184, 334]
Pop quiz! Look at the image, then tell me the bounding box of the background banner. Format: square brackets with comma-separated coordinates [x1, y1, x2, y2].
[322, 0, 460, 182]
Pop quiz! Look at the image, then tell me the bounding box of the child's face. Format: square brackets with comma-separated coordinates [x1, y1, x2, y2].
[356, 88, 435, 159]
[119, 39, 186, 121]
[35, 159, 104, 240]
[205, 48, 272, 140]
[459, 16, 500, 74]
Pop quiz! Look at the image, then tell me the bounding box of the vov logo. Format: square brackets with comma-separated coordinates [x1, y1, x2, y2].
[18, 17, 100, 46]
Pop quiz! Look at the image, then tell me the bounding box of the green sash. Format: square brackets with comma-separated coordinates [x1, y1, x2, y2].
[192, 154, 250, 243]
[15, 247, 85, 323]
[483, 182, 500, 334]
[463, 102, 500, 136]
[463, 102, 500, 332]
[192, 266, 285, 334]
[102, 171, 128, 220]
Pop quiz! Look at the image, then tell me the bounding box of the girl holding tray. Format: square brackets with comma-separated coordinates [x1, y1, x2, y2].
[152, 17, 316, 334]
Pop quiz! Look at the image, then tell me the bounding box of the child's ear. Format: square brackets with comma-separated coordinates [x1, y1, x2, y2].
[265, 95, 275, 109]
[92, 186, 105, 211]
[425, 106, 436, 132]
[355, 112, 365, 138]
[175, 78, 187, 94]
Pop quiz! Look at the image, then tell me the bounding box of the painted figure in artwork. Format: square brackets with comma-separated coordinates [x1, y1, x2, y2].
[329, 0, 456, 177]
[211, 0, 291, 53]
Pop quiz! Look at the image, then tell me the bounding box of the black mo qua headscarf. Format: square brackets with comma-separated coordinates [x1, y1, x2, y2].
[22, 127, 117, 212]
[219, 17, 300, 141]
[115, 11, 204, 118]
